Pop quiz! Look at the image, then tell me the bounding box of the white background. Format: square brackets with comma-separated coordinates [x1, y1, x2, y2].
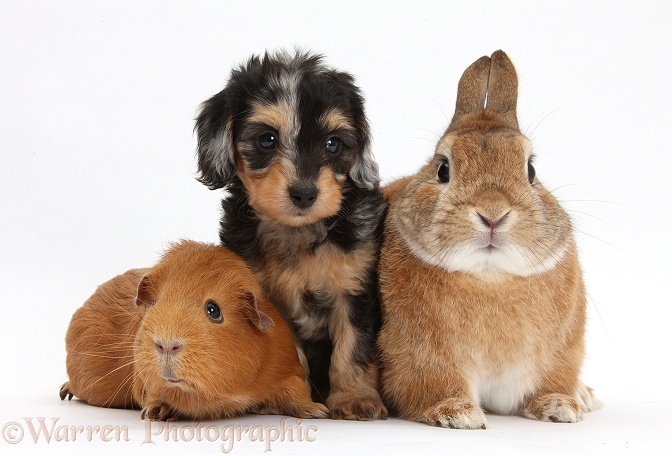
[1, 0, 670, 454]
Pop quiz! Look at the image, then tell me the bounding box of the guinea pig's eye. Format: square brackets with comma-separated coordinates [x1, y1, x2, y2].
[205, 300, 223, 324]
[325, 137, 342, 154]
[527, 161, 536, 184]
[258, 132, 277, 150]
[437, 161, 450, 183]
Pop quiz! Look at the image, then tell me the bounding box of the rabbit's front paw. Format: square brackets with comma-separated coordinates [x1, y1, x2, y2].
[524, 393, 583, 423]
[422, 396, 486, 429]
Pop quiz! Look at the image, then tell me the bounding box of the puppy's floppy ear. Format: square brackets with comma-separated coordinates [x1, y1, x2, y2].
[194, 89, 236, 190]
[324, 69, 380, 191]
[349, 118, 380, 190]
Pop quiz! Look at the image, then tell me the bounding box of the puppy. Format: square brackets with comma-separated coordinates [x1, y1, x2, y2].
[194, 50, 388, 420]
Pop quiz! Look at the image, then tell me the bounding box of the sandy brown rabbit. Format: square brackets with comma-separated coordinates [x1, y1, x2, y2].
[60, 240, 328, 421]
[378, 50, 599, 429]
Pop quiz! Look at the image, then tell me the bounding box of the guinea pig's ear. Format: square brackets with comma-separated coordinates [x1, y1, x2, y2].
[194, 88, 237, 190]
[240, 290, 275, 332]
[134, 275, 156, 307]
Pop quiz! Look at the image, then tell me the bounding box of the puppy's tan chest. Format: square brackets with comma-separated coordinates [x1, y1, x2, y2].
[256, 243, 374, 334]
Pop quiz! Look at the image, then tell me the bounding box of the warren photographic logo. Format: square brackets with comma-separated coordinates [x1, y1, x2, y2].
[2, 417, 318, 453]
[2, 418, 129, 445]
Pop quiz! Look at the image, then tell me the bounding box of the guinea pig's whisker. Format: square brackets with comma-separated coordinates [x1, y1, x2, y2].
[70, 352, 134, 360]
[75, 359, 138, 396]
[75, 333, 137, 343]
[69, 338, 136, 359]
[102, 370, 138, 408]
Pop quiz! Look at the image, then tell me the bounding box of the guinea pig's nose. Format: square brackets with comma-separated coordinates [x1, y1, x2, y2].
[154, 338, 183, 355]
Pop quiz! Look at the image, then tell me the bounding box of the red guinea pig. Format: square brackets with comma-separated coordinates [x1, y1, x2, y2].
[60, 240, 328, 421]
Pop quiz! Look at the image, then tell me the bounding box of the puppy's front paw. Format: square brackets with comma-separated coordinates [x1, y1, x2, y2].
[326, 392, 388, 421]
[141, 401, 176, 421]
[524, 393, 583, 423]
[253, 402, 328, 419]
[422, 397, 486, 430]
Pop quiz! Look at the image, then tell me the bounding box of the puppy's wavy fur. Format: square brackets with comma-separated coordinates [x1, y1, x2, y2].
[61, 241, 327, 421]
[378, 51, 599, 429]
[195, 50, 388, 420]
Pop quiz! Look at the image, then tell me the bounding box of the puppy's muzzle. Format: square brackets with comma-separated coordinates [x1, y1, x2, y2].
[289, 181, 318, 210]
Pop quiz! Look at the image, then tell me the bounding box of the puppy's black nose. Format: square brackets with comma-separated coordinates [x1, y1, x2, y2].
[289, 182, 318, 209]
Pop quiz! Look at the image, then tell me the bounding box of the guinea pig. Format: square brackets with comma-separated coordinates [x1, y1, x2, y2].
[60, 240, 328, 421]
[377, 51, 599, 429]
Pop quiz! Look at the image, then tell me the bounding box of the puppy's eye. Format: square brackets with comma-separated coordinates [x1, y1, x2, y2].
[205, 300, 223, 323]
[527, 161, 536, 184]
[326, 137, 341, 154]
[437, 161, 450, 183]
[259, 132, 277, 150]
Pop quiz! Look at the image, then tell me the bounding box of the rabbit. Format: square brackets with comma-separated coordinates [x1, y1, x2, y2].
[377, 50, 600, 429]
[60, 240, 328, 421]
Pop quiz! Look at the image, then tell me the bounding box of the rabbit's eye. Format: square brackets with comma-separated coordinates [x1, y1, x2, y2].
[527, 161, 536, 184]
[437, 161, 450, 183]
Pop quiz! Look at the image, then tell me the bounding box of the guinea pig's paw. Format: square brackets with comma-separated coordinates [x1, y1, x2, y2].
[326, 392, 388, 421]
[140, 401, 176, 422]
[422, 397, 486, 430]
[523, 393, 583, 423]
[292, 401, 329, 419]
[59, 382, 74, 401]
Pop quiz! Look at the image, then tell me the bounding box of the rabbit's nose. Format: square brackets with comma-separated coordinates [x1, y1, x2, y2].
[477, 212, 509, 229]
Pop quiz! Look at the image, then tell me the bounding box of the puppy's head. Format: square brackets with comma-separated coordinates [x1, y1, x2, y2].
[195, 50, 379, 227]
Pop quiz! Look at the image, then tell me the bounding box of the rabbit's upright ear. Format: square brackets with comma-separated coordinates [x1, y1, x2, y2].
[447, 51, 520, 132]
[485, 50, 519, 130]
[448, 55, 491, 132]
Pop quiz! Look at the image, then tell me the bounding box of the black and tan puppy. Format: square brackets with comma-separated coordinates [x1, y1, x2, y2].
[194, 50, 387, 420]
